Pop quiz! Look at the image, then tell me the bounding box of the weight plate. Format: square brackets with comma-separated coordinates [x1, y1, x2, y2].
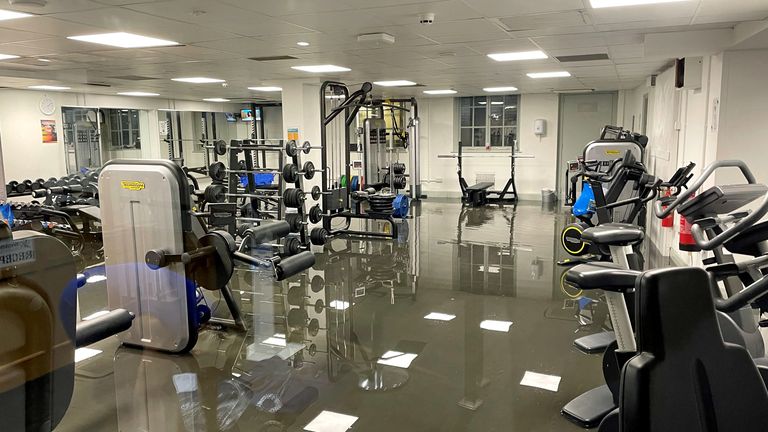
[214, 139, 227, 156]
[302, 141, 312, 154]
[308, 205, 323, 224]
[282, 163, 298, 183]
[339, 175, 347, 188]
[303, 161, 315, 180]
[285, 140, 298, 157]
[311, 185, 322, 201]
[209, 162, 226, 182]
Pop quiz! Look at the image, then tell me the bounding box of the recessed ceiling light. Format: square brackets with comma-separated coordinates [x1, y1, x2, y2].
[29, 85, 70, 90]
[67, 32, 179, 48]
[118, 91, 159, 97]
[373, 80, 416, 87]
[291, 64, 351, 73]
[483, 86, 518, 92]
[423, 89, 457, 95]
[424, 312, 457, 321]
[491, 101, 504, 105]
[203, 98, 230, 102]
[527, 71, 571, 78]
[590, 0, 688, 7]
[487, 50, 548, 62]
[0, 53, 20, 61]
[248, 86, 282, 92]
[0, 9, 32, 21]
[296, 41, 310, 47]
[480, 320, 513, 332]
[172, 77, 225, 84]
[37, 58, 52, 62]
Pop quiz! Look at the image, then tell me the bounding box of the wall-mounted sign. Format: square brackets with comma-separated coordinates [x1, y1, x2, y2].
[41, 119, 57, 143]
[287, 127, 299, 141]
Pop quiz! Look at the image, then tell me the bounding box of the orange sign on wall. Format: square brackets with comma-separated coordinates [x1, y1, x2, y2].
[287, 127, 299, 141]
[41, 120, 57, 143]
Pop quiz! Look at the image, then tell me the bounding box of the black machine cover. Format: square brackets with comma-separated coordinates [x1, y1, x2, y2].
[620, 267, 768, 432]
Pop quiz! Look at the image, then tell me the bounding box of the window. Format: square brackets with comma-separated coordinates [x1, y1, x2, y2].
[105, 109, 141, 149]
[458, 95, 518, 149]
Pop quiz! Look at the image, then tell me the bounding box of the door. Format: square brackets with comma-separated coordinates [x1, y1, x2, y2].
[556, 92, 618, 198]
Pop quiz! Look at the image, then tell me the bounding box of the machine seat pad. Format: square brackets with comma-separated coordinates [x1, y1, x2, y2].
[466, 182, 494, 191]
[582, 223, 644, 246]
[565, 263, 640, 292]
[724, 220, 768, 257]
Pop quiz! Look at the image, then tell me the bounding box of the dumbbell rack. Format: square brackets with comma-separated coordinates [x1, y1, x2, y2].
[282, 146, 310, 246]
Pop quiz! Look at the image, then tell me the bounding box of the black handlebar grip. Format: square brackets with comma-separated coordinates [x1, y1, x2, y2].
[275, 251, 315, 281]
[75, 308, 134, 348]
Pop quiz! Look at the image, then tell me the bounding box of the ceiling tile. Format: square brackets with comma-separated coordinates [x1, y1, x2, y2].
[460, 0, 584, 17]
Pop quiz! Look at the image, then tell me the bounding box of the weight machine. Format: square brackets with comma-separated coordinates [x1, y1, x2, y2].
[319, 81, 399, 240]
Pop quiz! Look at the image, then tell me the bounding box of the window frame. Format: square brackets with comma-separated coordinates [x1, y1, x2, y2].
[457, 95, 519, 151]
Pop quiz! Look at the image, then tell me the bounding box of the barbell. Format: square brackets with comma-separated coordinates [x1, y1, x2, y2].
[285, 140, 323, 157]
[282, 161, 325, 182]
[284, 206, 323, 232]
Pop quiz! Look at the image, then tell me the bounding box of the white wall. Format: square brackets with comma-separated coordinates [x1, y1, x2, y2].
[417, 93, 559, 201]
[263, 106, 284, 139]
[717, 49, 768, 185]
[0, 89, 243, 182]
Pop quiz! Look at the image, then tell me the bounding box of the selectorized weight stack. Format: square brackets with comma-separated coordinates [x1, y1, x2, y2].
[317, 80, 414, 241]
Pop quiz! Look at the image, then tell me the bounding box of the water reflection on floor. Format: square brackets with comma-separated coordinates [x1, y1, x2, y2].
[63, 200, 610, 432]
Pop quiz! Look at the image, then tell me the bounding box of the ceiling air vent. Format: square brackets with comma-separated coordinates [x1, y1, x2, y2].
[249, 55, 298, 61]
[85, 82, 111, 87]
[556, 53, 609, 62]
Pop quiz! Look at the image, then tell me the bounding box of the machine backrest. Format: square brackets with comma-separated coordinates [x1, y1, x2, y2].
[0, 231, 79, 431]
[621, 267, 768, 432]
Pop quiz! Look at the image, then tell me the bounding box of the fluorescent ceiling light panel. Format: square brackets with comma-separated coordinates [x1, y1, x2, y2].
[68, 32, 179, 48]
[291, 64, 351, 73]
[118, 91, 159, 97]
[172, 77, 225, 84]
[424, 312, 457, 321]
[0, 53, 20, 60]
[29, 85, 70, 90]
[527, 71, 572, 78]
[248, 86, 282, 92]
[296, 41, 310, 46]
[0, 9, 32, 21]
[520, 371, 562, 392]
[85, 274, 107, 283]
[329, 300, 350, 311]
[483, 86, 518, 92]
[423, 89, 457, 95]
[373, 80, 416, 87]
[377, 350, 418, 369]
[74, 347, 102, 363]
[203, 98, 230, 102]
[304, 411, 359, 432]
[487, 50, 547, 62]
[37, 58, 52, 62]
[480, 320, 513, 332]
[590, 0, 688, 8]
[490, 101, 504, 105]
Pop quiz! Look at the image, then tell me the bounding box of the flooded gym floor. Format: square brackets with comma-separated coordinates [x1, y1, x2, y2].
[64, 201, 617, 432]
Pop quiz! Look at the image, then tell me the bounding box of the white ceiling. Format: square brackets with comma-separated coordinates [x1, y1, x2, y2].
[0, 0, 767, 102]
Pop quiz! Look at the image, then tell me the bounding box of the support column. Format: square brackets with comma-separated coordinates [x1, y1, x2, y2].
[279, 80, 323, 206]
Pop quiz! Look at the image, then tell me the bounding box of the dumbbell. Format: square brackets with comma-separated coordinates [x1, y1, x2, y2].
[283, 188, 307, 208]
[43, 177, 58, 188]
[16, 179, 33, 193]
[281, 161, 325, 182]
[284, 140, 323, 157]
[6, 181, 17, 194]
[310, 185, 333, 201]
[309, 227, 329, 246]
[284, 206, 323, 233]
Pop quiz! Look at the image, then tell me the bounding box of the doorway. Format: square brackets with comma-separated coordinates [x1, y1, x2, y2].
[556, 92, 618, 198]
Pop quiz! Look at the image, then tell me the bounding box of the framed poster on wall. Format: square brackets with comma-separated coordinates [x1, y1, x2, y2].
[41, 119, 57, 143]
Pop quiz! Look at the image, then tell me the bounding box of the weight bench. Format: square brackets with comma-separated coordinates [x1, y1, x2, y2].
[99, 159, 315, 353]
[463, 182, 494, 207]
